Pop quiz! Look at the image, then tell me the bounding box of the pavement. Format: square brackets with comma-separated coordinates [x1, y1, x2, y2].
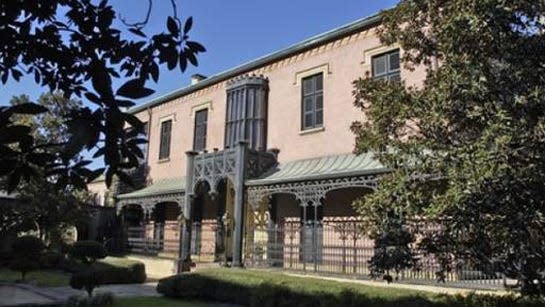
[0, 282, 159, 306]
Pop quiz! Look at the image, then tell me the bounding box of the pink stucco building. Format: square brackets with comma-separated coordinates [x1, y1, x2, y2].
[112, 12, 432, 277]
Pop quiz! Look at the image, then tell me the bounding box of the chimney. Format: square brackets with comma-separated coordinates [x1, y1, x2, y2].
[191, 74, 207, 85]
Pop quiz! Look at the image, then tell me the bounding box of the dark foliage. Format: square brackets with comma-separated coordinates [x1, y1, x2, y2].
[352, 0, 545, 296]
[70, 268, 99, 297]
[68, 240, 107, 265]
[0, 1, 205, 191]
[368, 212, 417, 280]
[9, 235, 45, 280]
[39, 250, 64, 269]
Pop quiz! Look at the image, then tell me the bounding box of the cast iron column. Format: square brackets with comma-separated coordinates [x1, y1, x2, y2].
[232, 141, 247, 266]
[178, 151, 197, 273]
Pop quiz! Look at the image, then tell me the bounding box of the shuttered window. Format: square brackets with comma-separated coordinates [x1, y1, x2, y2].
[159, 119, 172, 160]
[225, 78, 268, 150]
[372, 49, 400, 81]
[193, 109, 208, 152]
[301, 73, 323, 130]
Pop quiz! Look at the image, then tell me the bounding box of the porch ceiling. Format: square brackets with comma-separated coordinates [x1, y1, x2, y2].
[246, 152, 388, 186]
[116, 177, 186, 200]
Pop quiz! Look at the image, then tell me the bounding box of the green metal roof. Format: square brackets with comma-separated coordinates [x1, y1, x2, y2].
[129, 12, 381, 114]
[117, 177, 186, 200]
[246, 152, 387, 186]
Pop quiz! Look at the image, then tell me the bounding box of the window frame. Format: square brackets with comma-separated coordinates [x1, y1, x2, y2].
[300, 73, 324, 131]
[371, 49, 401, 81]
[193, 108, 208, 152]
[139, 121, 149, 162]
[158, 119, 172, 160]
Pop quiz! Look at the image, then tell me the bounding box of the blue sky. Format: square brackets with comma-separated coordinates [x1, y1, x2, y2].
[1, 1, 397, 168]
[0, 0, 397, 105]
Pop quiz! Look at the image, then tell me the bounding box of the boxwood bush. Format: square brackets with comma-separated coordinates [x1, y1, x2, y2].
[92, 259, 146, 284]
[156, 269, 545, 307]
[62, 256, 146, 285]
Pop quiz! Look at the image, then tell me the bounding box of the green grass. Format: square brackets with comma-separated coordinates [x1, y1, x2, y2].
[0, 256, 144, 288]
[158, 268, 545, 307]
[114, 297, 222, 307]
[198, 268, 431, 300]
[99, 256, 140, 267]
[0, 268, 70, 287]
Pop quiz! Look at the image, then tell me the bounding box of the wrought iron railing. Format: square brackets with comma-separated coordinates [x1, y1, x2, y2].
[245, 217, 513, 290]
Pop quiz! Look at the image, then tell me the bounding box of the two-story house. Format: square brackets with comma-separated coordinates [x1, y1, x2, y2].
[113, 12, 428, 276]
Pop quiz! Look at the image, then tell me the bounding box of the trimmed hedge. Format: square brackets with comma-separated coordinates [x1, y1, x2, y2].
[157, 269, 545, 307]
[92, 260, 146, 284]
[61, 257, 146, 284]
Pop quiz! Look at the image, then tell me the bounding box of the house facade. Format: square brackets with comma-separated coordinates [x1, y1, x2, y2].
[114, 13, 432, 277]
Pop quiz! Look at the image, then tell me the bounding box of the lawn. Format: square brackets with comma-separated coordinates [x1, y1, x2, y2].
[0, 268, 70, 287]
[197, 268, 433, 300]
[0, 256, 145, 288]
[157, 268, 545, 307]
[114, 297, 229, 307]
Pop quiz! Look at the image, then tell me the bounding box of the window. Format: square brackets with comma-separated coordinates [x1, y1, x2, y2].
[159, 119, 172, 160]
[138, 122, 148, 162]
[225, 78, 268, 150]
[193, 109, 208, 152]
[301, 73, 323, 130]
[372, 49, 400, 81]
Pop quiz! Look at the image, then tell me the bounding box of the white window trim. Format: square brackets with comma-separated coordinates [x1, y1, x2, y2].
[190, 101, 213, 119]
[294, 63, 331, 86]
[157, 115, 174, 162]
[157, 113, 176, 126]
[361, 44, 401, 72]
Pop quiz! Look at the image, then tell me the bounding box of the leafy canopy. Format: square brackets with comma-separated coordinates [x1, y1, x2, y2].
[0, 0, 205, 191]
[352, 0, 545, 295]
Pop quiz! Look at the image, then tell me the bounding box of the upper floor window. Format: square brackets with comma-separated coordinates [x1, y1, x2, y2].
[193, 109, 208, 152]
[225, 77, 268, 150]
[139, 122, 148, 162]
[159, 119, 172, 160]
[301, 73, 323, 130]
[372, 49, 400, 81]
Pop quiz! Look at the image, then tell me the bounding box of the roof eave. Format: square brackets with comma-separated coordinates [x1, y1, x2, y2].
[129, 13, 382, 115]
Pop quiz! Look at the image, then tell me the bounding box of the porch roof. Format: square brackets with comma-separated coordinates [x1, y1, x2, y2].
[246, 152, 387, 186]
[116, 177, 186, 200]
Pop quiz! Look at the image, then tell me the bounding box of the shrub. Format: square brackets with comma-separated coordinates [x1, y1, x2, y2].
[0, 250, 13, 267]
[40, 251, 64, 269]
[60, 256, 146, 284]
[66, 291, 115, 306]
[70, 268, 99, 297]
[69, 241, 107, 297]
[12, 235, 44, 256]
[69, 241, 107, 265]
[157, 270, 545, 307]
[157, 274, 249, 305]
[9, 258, 41, 282]
[92, 260, 146, 284]
[9, 236, 44, 281]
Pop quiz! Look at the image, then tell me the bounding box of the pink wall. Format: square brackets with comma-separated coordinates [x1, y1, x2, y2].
[135, 25, 428, 182]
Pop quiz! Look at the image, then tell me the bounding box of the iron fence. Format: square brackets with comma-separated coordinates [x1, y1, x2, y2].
[245, 217, 513, 290]
[125, 223, 179, 255]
